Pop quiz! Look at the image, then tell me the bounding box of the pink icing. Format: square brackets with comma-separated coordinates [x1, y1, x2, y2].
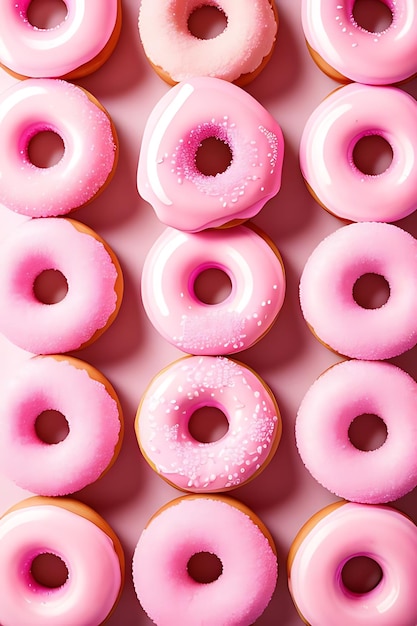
[0, 0, 120, 78]
[299, 222, 417, 360]
[141, 225, 285, 355]
[296, 359, 417, 504]
[0, 217, 122, 354]
[289, 502, 417, 625]
[136, 356, 281, 491]
[300, 83, 417, 222]
[138, 0, 277, 83]
[0, 355, 122, 496]
[137, 76, 284, 232]
[301, 0, 417, 84]
[0, 79, 117, 217]
[0, 502, 123, 626]
[132, 496, 277, 626]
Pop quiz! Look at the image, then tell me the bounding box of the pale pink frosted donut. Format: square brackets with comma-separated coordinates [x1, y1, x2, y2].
[0, 0, 121, 79]
[288, 501, 417, 625]
[137, 76, 284, 232]
[0, 218, 123, 354]
[138, 0, 278, 85]
[136, 356, 281, 491]
[0, 79, 118, 217]
[296, 360, 417, 504]
[0, 355, 123, 496]
[0, 497, 124, 626]
[301, 0, 417, 84]
[299, 222, 417, 359]
[132, 495, 278, 626]
[141, 224, 285, 355]
[300, 83, 417, 222]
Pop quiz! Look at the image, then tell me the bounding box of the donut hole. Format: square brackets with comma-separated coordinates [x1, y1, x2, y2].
[195, 137, 233, 176]
[348, 413, 388, 451]
[26, 0, 68, 29]
[188, 406, 229, 443]
[187, 551, 223, 583]
[352, 134, 393, 176]
[352, 273, 390, 309]
[35, 409, 70, 444]
[188, 5, 227, 40]
[27, 130, 65, 168]
[341, 555, 383, 594]
[33, 269, 68, 304]
[193, 267, 232, 305]
[352, 0, 393, 33]
[30, 552, 69, 588]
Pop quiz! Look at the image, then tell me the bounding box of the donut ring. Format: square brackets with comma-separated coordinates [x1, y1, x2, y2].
[0, 355, 123, 496]
[132, 495, 278, 626]
[136, 355, 281, 492]
[0, 79, 118, 217]
[0, 217, 123, 354]
[288, 501, 417, 625]
[0, 496, 124, 626]
[138, 0, 278, 86]
[299, 222, 417, 360]
[301, 0, 417, 85]
[0, 0, 121, 79]
[141, 224, 285, 355]
[300, 83, 417, 223]
[296, 360, 417, 504]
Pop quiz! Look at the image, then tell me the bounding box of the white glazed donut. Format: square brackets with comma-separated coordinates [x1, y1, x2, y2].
[0, 355, 123, 496]
[300, 83, 417, 222]
[141, 224, 286, 355]
[132, 495, 278, 626]
[0, 217, 123, 354]
[0, 0, 121, 79]
[296, 359, 417, 504]
[136, 355, 281, 492]
[301, 0, 417, 85]
[299, 222, 417, 360]
[288, 501, 417, 626]
[0, 79, 118, 218]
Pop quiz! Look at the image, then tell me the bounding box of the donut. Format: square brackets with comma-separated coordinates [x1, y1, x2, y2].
[0, 79, 118, 218]
[301, 0, 417, 85]
[299, 222, 417, 360]
[136, 355, 281, 492]
[0, 496, 124, 626]
[137, 76, 284, 232]
[0, 355, 123, 496]
[132, 494, 278, 626]
[0, 0, 122, 79]
[300, 83, 417, 223]
[141, 224, 285, 355]
[138, 0, 278, 86]
[0, 217, 123, 354]
[288, 501, 417, 625]
[295, 359, 417, 504]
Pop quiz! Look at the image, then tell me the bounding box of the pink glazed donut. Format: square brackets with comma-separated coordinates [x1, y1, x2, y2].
[137, 76, 284, 232]
[141, 224, 285, 355]
[299, 222, 417, 360]
[288, 501, 417, 626]
[132, 495, 278, 626]
[136, 355, 281, 491]
[0, 496, 124, 626]
[0, 79, 118, 217]
[296, 359, 417, 504]
[300, 83, 417, 222]
[0, 0, 121, 79]
[301, 0, 417, 85]
[0, 217, 123, 354]
[0, 355, 123, 496]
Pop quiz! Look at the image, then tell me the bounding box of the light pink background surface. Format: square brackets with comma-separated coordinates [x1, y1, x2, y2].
[1, 1, 417, 624]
